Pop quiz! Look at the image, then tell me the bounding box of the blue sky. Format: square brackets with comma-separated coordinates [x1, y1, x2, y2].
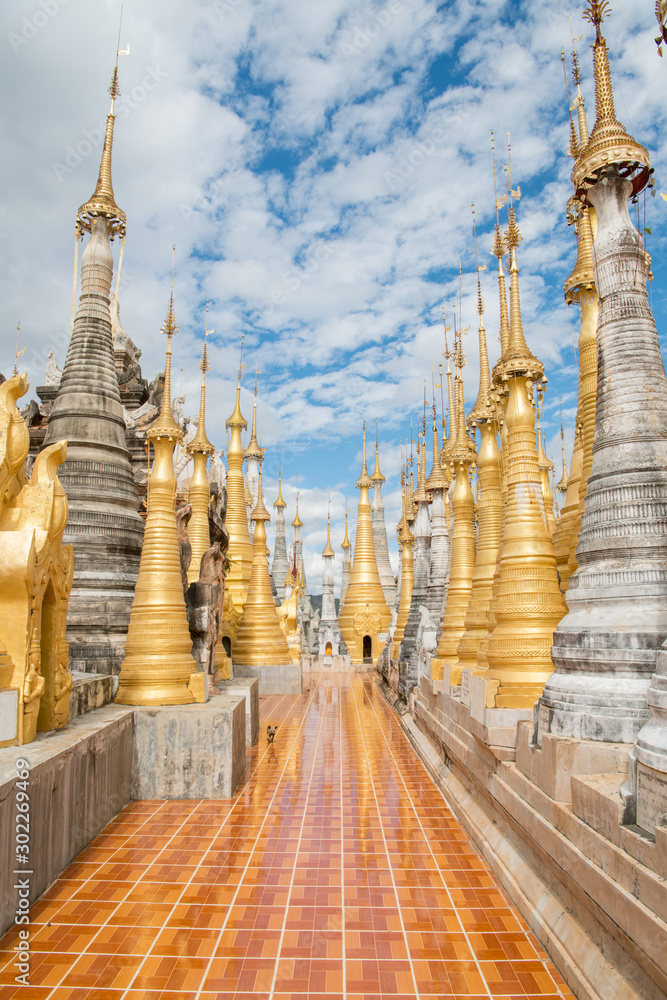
[1, 0, 665, 593]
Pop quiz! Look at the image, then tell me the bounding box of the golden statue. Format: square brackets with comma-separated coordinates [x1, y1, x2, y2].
[0, 374, 73, 746]
[116, 276, 201, 706]
[277, 573, 302, 665]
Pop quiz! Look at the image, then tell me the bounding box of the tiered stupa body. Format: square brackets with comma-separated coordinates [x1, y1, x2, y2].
[221, 372, 253, 646]
[233, 461, 292, 671]
[540, 7, 667, 791]
[391, 470, 414, 657]
[340, 512, 352, 605]
[552, 56, 598, 592]
[432, 338, 477, 684]
[291, 498, 312, 615]
[243, 384, 262, 531]
[424, 411, 450, 633]
[456, 262, 503, 676]
[317, 509, 348, 659]
[271, 470, 289, 602]
[116, 292, 197, 706]
[398, 429, 432, 696]
[338, 427, 392, 663]
[370, 440, 397, 606]
[43, 71, 144, 675]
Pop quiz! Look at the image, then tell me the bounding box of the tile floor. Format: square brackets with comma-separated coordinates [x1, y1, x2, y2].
[0, 673, 574, 999]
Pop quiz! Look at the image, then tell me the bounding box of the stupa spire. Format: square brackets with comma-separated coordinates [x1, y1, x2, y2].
[234, 454, 292, 670]
[370, 425, 398, 606]
[468, 204, 493, 425]
[221, 338, 252, 646]
[338, 423, 391, 663]
[77, 36, 126, 238]
[116, 271, 198, 706]
[270, 452, 289, 602]
[186, 303, 215, 586]
[572, 0, 649, 197]
[491, 132, 511, 363]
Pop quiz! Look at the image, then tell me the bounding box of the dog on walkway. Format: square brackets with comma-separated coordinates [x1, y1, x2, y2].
[267, 725, 276, 744]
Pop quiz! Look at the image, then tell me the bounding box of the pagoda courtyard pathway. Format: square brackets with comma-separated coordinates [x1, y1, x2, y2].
[0, 673, 573, 1000]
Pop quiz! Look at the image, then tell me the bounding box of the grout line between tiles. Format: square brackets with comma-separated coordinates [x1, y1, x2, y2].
[348, 672, 423, 1000]
[189, 674, 324, 1000]
[39, 686, 305, 998]
[267, 674, 332, 999]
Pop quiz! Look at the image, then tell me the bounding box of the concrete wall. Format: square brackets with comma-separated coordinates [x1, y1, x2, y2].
[0, 705, 133, 938]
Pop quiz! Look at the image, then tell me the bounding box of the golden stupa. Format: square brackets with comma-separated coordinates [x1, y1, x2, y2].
[221, 359, 253, 644]
[476, 172, 512, 675]
[392, 466, 414, 657]
[186, 317, 215, 586]
[536, 402, 557, 538]
[552, 50, 599, 593]
[338, 424, 392, 663]
[457, 219, 503, 676]
[485, 194, 566, 708]
[432, 329, 477, 684]
[233, 458, 292, 667]
[116, 279, 199, 706]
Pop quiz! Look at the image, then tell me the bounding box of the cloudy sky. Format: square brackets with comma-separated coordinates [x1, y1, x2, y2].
[1, 0, 665, 594]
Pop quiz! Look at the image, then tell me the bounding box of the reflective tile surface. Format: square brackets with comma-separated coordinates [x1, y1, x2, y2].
[0, 674, 574, 999]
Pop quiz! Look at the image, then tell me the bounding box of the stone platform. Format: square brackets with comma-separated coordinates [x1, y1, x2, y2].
[132, 693, 246, 799]
[232, 661, 302, 695]
[0, 692, 249, 937]
[0, 704, 133, 938]
[384, 670, 667, 1000]
[69, 670, 118, 719]
[219, 677, 259, 747]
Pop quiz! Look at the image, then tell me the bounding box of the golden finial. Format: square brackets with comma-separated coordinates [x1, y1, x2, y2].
[274, 452, 287, 509]
[322, 492, 335, 557]
[504, 135, 523, 251]
[356, 420, 373, 489]
[292, 475, 303, 527]
[562, 49, 580, 160]
[556, 403, 569, 494]
[342, 496, 351, 549]
[468, 204, 493, 426]
[150, 248, 182, 441]
[189, 298, 214, 457]
[371, 419, 386, 483]
[76, 3, 128, 236]
[573, 0, 649, 196]
[13, 323, 25, 377]
[227, 334, 248, 431]
[244, 364, 262, 461]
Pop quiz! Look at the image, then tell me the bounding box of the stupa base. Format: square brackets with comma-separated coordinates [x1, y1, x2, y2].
[132, 692, 246, 798]
[232, 661, 302, 695]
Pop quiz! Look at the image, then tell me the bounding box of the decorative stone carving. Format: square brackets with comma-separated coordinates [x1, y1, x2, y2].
[44, 351, 62, 387]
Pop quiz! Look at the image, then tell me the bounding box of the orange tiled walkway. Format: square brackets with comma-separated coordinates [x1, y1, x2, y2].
[0, 673, 573, 1000]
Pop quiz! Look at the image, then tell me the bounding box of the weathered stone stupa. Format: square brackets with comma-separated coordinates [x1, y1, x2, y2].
[540, 2, 667, 756]
[398, 425, 432, 695]
[43, 67, 144, 675]
[317, 501, 349, 661]
[271, 464, 290, 602]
